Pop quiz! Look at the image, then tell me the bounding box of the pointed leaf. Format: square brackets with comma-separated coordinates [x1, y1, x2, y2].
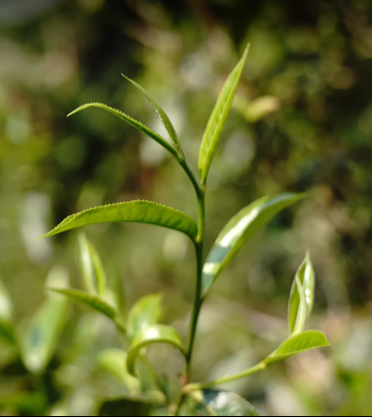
[202, 193, 306, 298]
[50, 288, 117, 322]
[198, 44, 250, 185]
[263, 330, 330, 366]
[41, 200, 198, 242]
[22, 292, 68, 374]
[97, 349, 140, 391]
[89, 241, 107, 296]
[288, 253, 315, 335]
[123, 74, 183, 158]
[127, 324, 186, 376]
[127, 294, 162, 340]
[68, 102, 180, 159]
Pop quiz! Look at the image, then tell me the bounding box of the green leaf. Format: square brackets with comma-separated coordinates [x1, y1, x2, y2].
[50, 288, 117, 322]
[288, 253, 315, 335]
[78, 233, 106, 296]
[263, 330, 330, 366]
[122, 74, 183, 158]
[127, 294, 163, 340]
[198, 44, 250, 185]
[0, 278, 16, 346]
[127, 324, 186, 376]
[97, 349, 140, 391]
[68, 102, 180, 159]
[192, 390, 260, 416]
[202, 193, 306, 298]
[22, 290, 68, 374]
[41, 200, 198, 242]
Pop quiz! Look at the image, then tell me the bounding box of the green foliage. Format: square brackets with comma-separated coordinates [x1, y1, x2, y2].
[288, 253, 315, 335]
[3, 45, 331, 416]
[42, 201, 198, 242]
[198, 44, 250, 186]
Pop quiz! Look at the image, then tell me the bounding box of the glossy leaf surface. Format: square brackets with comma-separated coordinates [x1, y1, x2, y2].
[202, 193, 306, 298]
[122, 74, 183, 158]
[50, 288, 117, 321]
[68, 103, 179, 159]
[42, 200, 198, 242]
[288, 253, 315, 335]
[198, 44, 249, 185]
[263, 330, 330, 366]
[127, 294, 162, 340]
[22, 293, 68, 373]
[127, 324, 186, 376]
[97, 349, 140, 391]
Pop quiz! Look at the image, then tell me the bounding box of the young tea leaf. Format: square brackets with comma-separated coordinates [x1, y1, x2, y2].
[127, 294, 163, 340]
[263, 330, 330, 366]
[50, 288, 117, 322]
[198, 44, 250, 185]
[78, 233, 106, 296]
[68, 102, 181, 159]
[202, 193, 306, 298]
[41, 200, 198, 242]
[122, 74, 184, 158]
[288, 253, 315, 335]
[126, 324, 186, 376]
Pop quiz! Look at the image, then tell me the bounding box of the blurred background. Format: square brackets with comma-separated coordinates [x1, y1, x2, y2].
[1, 0, 372, 415]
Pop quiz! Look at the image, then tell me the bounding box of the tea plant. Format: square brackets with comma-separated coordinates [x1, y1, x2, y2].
[39, 44, 330, 416]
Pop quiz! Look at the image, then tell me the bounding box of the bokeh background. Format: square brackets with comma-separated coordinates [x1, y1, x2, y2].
[1, 0, 372, 415]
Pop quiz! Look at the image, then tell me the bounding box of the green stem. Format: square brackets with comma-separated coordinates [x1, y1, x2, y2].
[186, 191, 205, 376]
[184, 362, 267, 392]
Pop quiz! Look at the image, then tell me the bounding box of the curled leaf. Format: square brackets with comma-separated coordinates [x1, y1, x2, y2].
[288, 253, 315, 335]
[126, 324, 186, 376]
[68, 102, 180, 159]
[122, 74, 184, 158]
[41, 200, 198, 242]
[202, 193, 306, 298]
[127, 294, 163, 340]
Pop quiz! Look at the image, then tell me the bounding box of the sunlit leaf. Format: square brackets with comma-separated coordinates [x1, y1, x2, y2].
[186, 390, 260, 416]
[127, 324, 186, 376]
[50, 288, 118, 322]
[263, 330, 330, 366]
[288, 253, 315, 335]
[41, 200, 198, 242]
[202, 193, 306, 298]
[22, 283, 69, 374]
[78, 233, 106, 296]
[127, 294, 162, 340]
[198, 44, 250, 185]
[0, 277, 16, 346]
[122, 74, 183, 158]
[68, 102, 180, 159]
[97, 349, 140, 392]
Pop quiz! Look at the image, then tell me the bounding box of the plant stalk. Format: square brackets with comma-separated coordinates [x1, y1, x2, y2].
[184, 362, 267, 392]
